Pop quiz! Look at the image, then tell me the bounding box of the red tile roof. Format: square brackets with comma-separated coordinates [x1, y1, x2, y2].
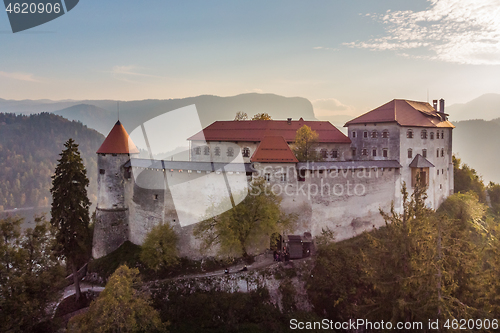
[251, 136, 299, 163]
[97, 121, 140, 154]
[188, 118, 351, 143]
[344, 99, 455, 128]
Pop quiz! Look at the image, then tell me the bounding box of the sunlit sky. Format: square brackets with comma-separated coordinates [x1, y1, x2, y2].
[0, 0, 499, 120]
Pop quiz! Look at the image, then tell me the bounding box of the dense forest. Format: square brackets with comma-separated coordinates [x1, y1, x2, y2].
[0, 113, 104, 211]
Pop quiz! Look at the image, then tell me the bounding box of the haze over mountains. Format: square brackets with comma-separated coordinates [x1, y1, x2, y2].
[1, 93, 500, 184]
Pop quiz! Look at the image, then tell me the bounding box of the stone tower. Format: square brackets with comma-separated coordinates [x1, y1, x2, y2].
[92, 121, 139, 258]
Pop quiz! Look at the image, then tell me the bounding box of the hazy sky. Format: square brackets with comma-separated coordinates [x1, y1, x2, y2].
[0, 0, 499, 120]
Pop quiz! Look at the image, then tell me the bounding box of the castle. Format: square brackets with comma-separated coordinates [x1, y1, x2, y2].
[92, 98, 454, 259]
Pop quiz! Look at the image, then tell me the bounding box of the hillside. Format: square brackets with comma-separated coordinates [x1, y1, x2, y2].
[0, 113, 104, 211]
[447, 93, 500, 121]
[2, 93, 317, 135]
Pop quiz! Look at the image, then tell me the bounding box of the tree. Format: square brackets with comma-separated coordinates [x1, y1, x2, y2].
[251, 113, 272, 120]
[0, 215, 65, 332]
[453, 155, 486, 202]
[50, 138, 91, 301]
[234, 111, 248, 121]
[68, 265, 168, 333]
[140, 223, 179, 272]
[194, 178, 295, 258]
[291, 125, 322, 161]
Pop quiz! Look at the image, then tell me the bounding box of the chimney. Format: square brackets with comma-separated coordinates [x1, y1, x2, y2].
[439, 98, 445, 113]
[433, 100, 438, 111]
[287, 118, 292, 125]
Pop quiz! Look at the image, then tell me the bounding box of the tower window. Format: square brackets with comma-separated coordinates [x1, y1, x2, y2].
[242, 147, 250, 157]
[352, 131, 356, 138]
[441, 130, 445, 139]
[408, 149, 413, 159]
[407, 129, 413, 138]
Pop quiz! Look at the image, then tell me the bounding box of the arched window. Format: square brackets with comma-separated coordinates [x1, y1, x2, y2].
[194, 147, 201, 155]
[430, 132, 434, 140]
[204, 146, 210, 155]
[242, 147, 250, 157]
[382, 130, 389, 138]
[331, 150, 338, 158]
[407, 129, 413, 138]
[320, 149, 328, 158]
[421, 129, 427, 139]
[371, 130, 378, 138]
[227, 147, 234, 157]
[408, 148, 413, 159]
[214, 147, 221, 156]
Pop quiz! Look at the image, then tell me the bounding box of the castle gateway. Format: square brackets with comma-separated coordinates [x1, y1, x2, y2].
[92, 99, 454, 259]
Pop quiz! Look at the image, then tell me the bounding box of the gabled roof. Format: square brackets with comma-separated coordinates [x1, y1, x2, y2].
[250, 136, 299, 163]
[409, 154, 435, 168]
[344, 99, 455, 128]
[97, 120, 139, 154]
[188, 118, 351, 144]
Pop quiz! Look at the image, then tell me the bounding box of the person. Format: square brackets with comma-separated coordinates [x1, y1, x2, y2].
[224, 268, 229, 274]
[241, 265, 248, 271]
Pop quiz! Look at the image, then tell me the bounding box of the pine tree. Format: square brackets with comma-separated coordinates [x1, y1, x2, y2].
[50, 138, 91, 301]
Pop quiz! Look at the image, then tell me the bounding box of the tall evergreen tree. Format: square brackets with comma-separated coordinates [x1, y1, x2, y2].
[50, 138, 91, 301]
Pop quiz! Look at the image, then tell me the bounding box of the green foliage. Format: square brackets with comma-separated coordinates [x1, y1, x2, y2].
[487, 182, 500, 216]
[291, 125, 322, 162]
[251, 113, 272, 120]
[68, 265, 168, 333]
[50, 138, 91, 299]
[140, 223, 179, 272]
[0, 112, 103, 210]
[194, 178, 295, 258]
[453, 155, 486, 202]
[88, 241, 142, 281]
[0, 215, 65, 333]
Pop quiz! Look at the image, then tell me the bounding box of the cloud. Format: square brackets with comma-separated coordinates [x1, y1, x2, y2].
[346, 0, 500, 65]
[111, 65, 164, 79]
[0, 71, 40, 82]
[312, 98, 356, 117]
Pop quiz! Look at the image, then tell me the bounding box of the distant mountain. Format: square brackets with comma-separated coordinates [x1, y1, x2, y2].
[0, 113, 104, 212]
[447, 93, 500, 121]
[2, 93, 316, 135]
[453, 119, 500, 184]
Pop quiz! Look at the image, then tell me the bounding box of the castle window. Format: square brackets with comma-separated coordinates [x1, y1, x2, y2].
[331, 150, 338, 158]
[154, 194, 158, 200]
[99, 169, 105, 175]
[280, 173, 287, 182]
[320, 149, 328, 158]
[246, 171, 252, 181]
[298, 169, 306, 182]
[437, 169, 440, 175]
[362, 148, 368, 156]
[437, 149, 439, 157]
[372, 149, 377, 157]
[436, 132, 440, 139]
[422, 149, 427, 158]
[363, 131, 368, 138]
[194, 147, 201, 155]
[204, 146, 210, 155]
[441, 130, 445, 139]
[442, 169, 444, 174]
[227, 147, 234, 157]
[242, 147, 250, 157]
[383, 149, 388, 157]
[430, 132, 434, 140]
[264, 173, 271, 182]
[214, 147, 221, 156]
[352, 131, 356, 138]
[441, 148, 444, 157]
[371, 131, 378, 138]
[421, 129, 428, 139]
[407, 129, 413, 138]
[352, 148, 356, 157]
[382, 130, 389, 138]
[408, 149, 413, 159]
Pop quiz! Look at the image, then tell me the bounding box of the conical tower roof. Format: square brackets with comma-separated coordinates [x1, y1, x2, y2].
[97, 121, 139, 154]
